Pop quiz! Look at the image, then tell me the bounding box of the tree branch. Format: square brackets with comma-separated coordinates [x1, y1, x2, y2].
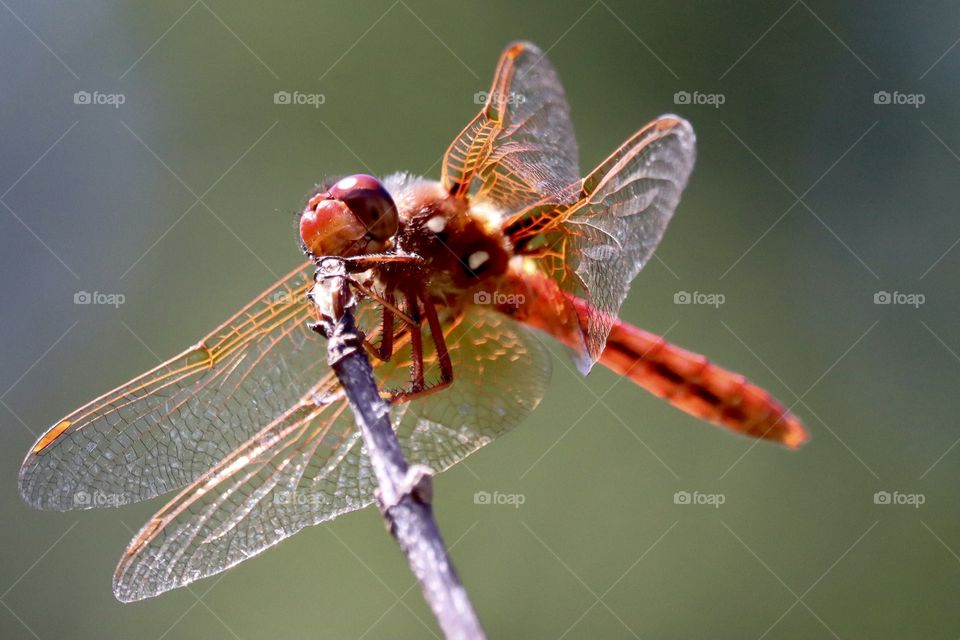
[314, 259, 486, 640]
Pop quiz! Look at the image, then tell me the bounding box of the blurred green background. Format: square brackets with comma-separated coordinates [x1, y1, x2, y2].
[2, 1, 959, 638]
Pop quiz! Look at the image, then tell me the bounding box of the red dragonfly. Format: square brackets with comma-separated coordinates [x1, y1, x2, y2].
[20, 41, 807, 602]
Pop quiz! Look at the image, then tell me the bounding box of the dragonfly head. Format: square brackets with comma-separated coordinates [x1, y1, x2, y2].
[299, 174, 399, 258]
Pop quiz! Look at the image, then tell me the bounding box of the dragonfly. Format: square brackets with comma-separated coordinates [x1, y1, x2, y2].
[19, 41, 808, 602]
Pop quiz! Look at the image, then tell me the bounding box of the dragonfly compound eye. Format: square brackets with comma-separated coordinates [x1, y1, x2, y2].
[326, 174, 399, 241]
[299, 174, 399, 257]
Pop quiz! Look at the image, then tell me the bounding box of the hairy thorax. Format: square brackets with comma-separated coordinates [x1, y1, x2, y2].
[381, 174, 514, 308]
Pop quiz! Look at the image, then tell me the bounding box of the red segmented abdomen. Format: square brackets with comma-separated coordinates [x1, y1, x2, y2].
[493, 265, 808, 448]
[600, 319, 808, 448]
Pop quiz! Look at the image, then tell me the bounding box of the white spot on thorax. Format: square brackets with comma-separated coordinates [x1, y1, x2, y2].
[336, 176, 358, 190]
[468, 250, 490, 271]
[426, 216, 446, 233]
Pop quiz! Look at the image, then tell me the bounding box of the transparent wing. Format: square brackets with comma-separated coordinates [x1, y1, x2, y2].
[442, 40, 579, 211]
[19, 262, 326, 511]
[113, 306, 551, 602]
[505, 116, 696, 372]
[395, 306, 551, 471]
[113, 379, 363, 603]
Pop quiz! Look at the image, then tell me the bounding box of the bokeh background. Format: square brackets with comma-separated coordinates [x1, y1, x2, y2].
[2, 1, 959, 638]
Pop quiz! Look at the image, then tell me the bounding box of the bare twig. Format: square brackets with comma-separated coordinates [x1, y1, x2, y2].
[312, 258, 486, 640]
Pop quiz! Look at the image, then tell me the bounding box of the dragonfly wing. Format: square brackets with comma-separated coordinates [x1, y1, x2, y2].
[507, 116, 696, 372]
[112, 382, 372, 602]
[396, 305, 552, 471]
[19, 262, 326, 511]
[113, 305, 551, 601]
[442, 41, 579, 211]
[570, 116, 696, 369]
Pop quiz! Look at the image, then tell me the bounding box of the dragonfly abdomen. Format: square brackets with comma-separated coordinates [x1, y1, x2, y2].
[601, 320, 808, 449]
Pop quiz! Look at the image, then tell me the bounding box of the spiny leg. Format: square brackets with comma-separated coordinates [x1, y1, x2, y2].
[376, 286, 396, 361]
[404, 285, 426, 393]
[389, 286, 454, 403]
[342, 252, 424, 272]
[351, 283, 401, 363]
[350, 280, 417, 326]
[314, 255, 452, 403]
[421, 293, 453, 389]
[337, 255, 419, 360]
[331, 278, 417, 364]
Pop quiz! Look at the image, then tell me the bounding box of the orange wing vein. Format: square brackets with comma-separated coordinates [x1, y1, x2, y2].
[19, 262, 324, 511]
[112, 306, 551, 601]
[442, 40, 579, 212]
[505, 116, 696, 372]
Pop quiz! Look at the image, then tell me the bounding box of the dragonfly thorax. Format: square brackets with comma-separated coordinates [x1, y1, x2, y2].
[384, 175, 512, 301]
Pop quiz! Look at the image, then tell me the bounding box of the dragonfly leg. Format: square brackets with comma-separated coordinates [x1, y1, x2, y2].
[405, 286, 426, 393]
[342, 252, 424, 272]
[349, 279, 417, 326]
[312, 259, 452, 404]
[372, 286, 396, 361]
[421, 292, 453, 388]
[389, 286, 453, 403]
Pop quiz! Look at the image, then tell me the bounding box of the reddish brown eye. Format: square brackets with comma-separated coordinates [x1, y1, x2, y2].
[299, 199, 366, 257]
[326, 174, 399, 241]
[299, 174, 399, 258]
